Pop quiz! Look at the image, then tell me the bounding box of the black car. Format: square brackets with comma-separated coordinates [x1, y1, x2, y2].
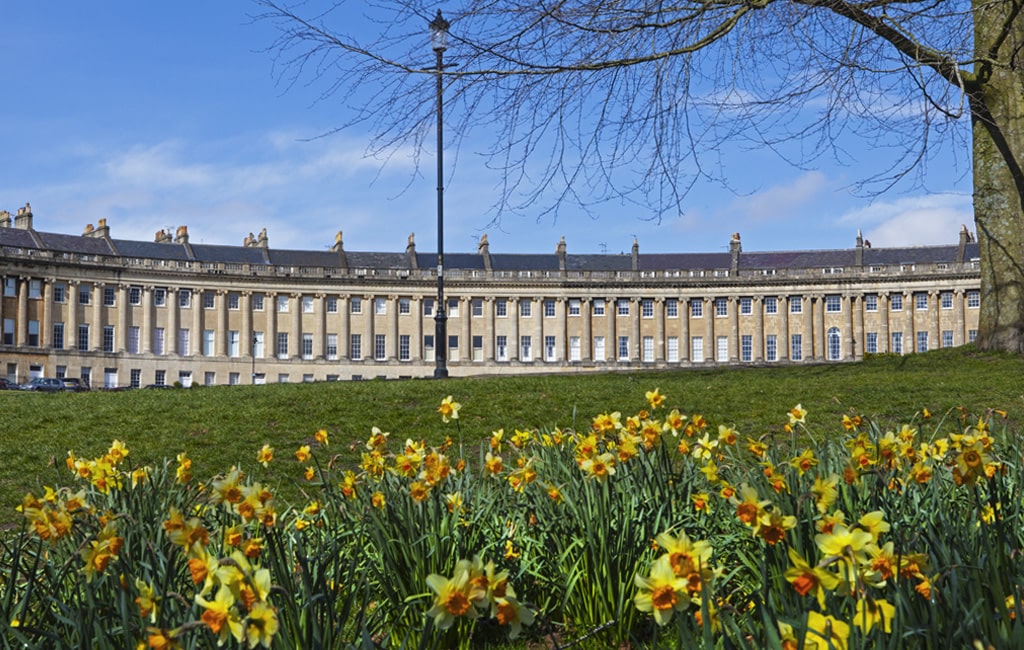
[0, 378, 17, 390]
[22, 377, 66, 392]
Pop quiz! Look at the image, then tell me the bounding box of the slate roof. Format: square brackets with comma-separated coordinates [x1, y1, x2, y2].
[1, 224, 981, 273]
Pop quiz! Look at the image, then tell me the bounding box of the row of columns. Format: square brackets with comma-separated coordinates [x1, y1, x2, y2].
[0, 278, 974, 364]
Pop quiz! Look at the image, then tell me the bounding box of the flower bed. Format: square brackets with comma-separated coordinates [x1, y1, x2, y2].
[3, 392, 1023, 648]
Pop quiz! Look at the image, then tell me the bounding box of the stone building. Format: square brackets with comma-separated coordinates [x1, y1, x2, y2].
[0, 204, 980, 388]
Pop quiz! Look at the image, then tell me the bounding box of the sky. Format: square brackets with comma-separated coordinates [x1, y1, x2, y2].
[0, 2, 976, 258]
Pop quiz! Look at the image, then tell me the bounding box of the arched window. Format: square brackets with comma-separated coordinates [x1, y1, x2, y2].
[827, 327, 841, 361]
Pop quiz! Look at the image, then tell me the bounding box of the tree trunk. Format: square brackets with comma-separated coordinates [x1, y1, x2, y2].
[972, 0, 1024, 352]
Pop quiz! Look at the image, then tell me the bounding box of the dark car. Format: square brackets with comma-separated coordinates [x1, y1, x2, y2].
[61, 377, 89, 392]
[0, 378, 17, 390]
[22, 377, 66, 392]
[143, 383, 172, 389]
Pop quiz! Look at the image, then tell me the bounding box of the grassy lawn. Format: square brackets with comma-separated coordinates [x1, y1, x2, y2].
[1, 345, 1021, 523]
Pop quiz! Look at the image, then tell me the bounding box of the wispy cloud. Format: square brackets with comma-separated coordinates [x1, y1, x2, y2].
[838, 193, 973, 246]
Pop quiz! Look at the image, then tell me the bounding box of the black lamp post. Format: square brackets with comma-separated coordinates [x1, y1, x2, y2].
[430, 9, 450, 379]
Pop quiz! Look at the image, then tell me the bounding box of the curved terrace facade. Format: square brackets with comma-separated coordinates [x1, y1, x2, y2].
[1, 204, 981, 388]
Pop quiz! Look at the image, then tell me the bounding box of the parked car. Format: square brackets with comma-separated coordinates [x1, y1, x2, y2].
[61, 377, 89, 392]
[0, 378, 18, 390]
[22, 377, 66, 392]
[143, 383, 172, 389]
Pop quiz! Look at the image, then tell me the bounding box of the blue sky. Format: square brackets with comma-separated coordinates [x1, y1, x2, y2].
[1, 2, 974, 257]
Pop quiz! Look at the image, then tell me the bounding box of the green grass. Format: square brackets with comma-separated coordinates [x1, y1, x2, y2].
[1, 345, 1022, 524]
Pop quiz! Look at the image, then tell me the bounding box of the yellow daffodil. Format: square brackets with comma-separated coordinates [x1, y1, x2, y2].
[853, 597, 895, 634]
[634, 555, 690, 626]
[314, 428, 329, 446]
[655, 529, 713, 577]
[784, 547, 840, 609]
[579, 452, 616, 481]
[645, 388, 666, 410]
[294, 445, 311, 463]
[810, 474, 839, 513]
[135, 579, 159, 623]
[857, 511, 890, 542]
[788, 404, 807, 426]
[196, 584, 244, 645]
[805, 611, 850, 650]
[244, 601, 280, 648]
[494, 597, 535, 639]
[438, 395, 461, 423]
[426, 562, 479, 630]
[788, 448, 818, 475]
[256, 444, 274, 468]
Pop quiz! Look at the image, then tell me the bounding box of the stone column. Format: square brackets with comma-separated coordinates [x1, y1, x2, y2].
[654, 298, 665, 362]
[266, 292, 277, 360]
[41, 279, 53, 348]
[954, 289, 966, 346]
[141, 286, 154, 354]
[581, 298, 592, 362]
[115, 284, 128, 352]
[679, 298, 690, 362]
[814, 295, 827, 360]
[801, 296, 814, 360]
[241, 292, 253, 360]
[410, 297, 421, 361]
[509, 298, 520, 361]
[291, 293, 302, 359]
[753, 296, 764, 362]
[483, 297, 494, 361]
[338, 296, 349, 360]
[851, 295, 863, 360]
[365, 295, 375, 360]
[393, 295, 403, 361]
[779, 296, 789, 360]
[192, 290, 203, 357]
[878, 294, 890, 353]
[460, 296, 471, 364]
[315, 294, 327, 359]
[217, 290, 229, 357]
[555, 298, 567, 362]
[843, 294, 854, 360]
[167, 288, 178, 355]
[704, 298, 715, 363]
[68, 281, 80, 352]
[16, 276, 28, 346]
[729, 297, 739, 362]
[607, 297, 617, 362]
[631, 298, 641, 362]
[902, 291, 912, 353]
[92, 282, 105, 351]
[929, 290, 940, 350]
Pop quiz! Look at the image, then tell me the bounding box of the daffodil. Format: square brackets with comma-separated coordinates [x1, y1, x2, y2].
[426, 562, 479, 630]
[314, 428, 330, 446]
[294, 445, 311, 463]
[788, 404, 807, 426]
[857, 511, 890, 542]
[655, 529, 713, 577]
[135, 578, 159, 623]
[494, 596, 535, 639]
[853, 597, 895, 634]
[438, 395, 461, 423]
[634, 555, 690, 626]
[805, 611, 850, 650]
[645, 388, 666, 409]
[196, 584, 244, 645]
[244, 600, 280, 648]
[256, 444, 274, 468]
[784, 547, 840, 608]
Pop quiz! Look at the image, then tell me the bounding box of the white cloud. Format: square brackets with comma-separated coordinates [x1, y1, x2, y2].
[838, 193, 973, 246]
[723, 171, 830, 222]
